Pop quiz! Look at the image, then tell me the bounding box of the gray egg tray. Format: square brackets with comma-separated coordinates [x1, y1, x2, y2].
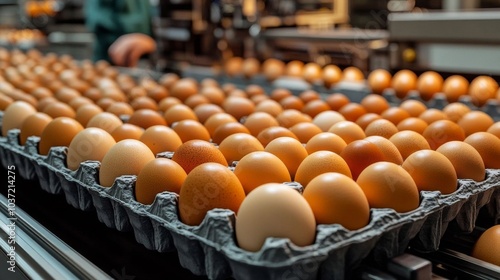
[0, 123, 499, 280]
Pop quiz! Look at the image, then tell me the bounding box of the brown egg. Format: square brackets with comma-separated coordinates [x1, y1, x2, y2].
[39, 117, 84, 155]
[222, 96, 255, 121]
[158, 96, 182, 112]
[419, 108, 448, 124]
[106, 102, 134, 117]
[322, 65, 342, 88]
[1, 101, 37, 136]
[31, 87, 53, 100]
[200, 86, 225, 106]
[130, 96, 159, 111]
[356, 113, 383, 130]
[396, 117, 428, 134]
[158, 73, 180, 90]
[86, 112, 123, 133]
[68, 96, 93, 111]
[442, 102, 471, 123]
[342, 66, 365, 82]
[55, 87, 81, 103]
[368, 69, 392, 95]
[183, 94, 209, 109]
[469, 76, 498, 107]
[147, 86, 169, 103]
[128, 109, 167, 129]
[299, 90, 321, 103]
[224, 57, 244, 77]
[289, 122, 322, 144]
[111, 123, 144, 142]
[43, 102, 77, 119]
[204, 113, 238, 137]
[164, 104, 198, 124]
[443, 75, 469, 102]
[19, 113, 53, 145]
[257, 126, 298, 147]
[399, 99, 427, 117]
[325, 93, 350, 111]
[270, 88, 292, 102]
[471, 225, 500, 266]
[276, 109, 312, 128]
[172, 119, 211, 142]
[212, 122, 251, 145]
[245, 84, 265, 98]
[170, 78, 198, 102]
[255, 99, 283, 117]
[193, 103, 224, 124]
[0, 94, 14, 110]
[302, 99, 330, 118]
[423, 120, 466, 150]
[458, 111, 494, 136]
[380, 107, 411, 125]
[139, 125, 182, 155]
[243, 112, 279, 137]
[83, 87, 103, 102]
[218, 133, 265, 165]
[302, 62, 323, 84]
[66, 128, 117, 170]
[364, 119, 399, 139]
[75, 104, 103, 127]
[338, 103, 367, 122]
[280, 95, 304, 111]
[360, 94, 390, 114]
[391, 69, 417, 99]
[262, 58, 285, 81]
[417, 71, 443, 101]
[96, 97, 115, 111]
[242, 57, 260, 79]
[250, 94, 269, 105]
[285, 60, 304, 77]
[312, 110, 346, 132]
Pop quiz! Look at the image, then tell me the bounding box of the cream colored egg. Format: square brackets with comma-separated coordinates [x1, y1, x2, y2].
[67, 128, 117, 171]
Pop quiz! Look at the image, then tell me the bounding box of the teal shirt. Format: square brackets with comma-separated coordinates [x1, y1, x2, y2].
[85, 0, 152, 63]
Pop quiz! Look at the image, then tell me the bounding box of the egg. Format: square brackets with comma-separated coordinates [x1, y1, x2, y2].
[367, 69, 392, 95]
[340, 139, 386, 180]
[469, 76, 498, 107]
[322, 65, 342, 88]
[356, 113, 383, 130]
[171, 139, 227, 174]
[200, 86, 225, 106]
[270, 88, 292, 102]
[356, 162, 420, 212]
[139, 125, 182, 155]
[66, 128, 117, 170]
[111, 123, 144, 142]
[135, 158, 187, 204]
[280, 95, 304, 111]
[302, 62, 323, 84]
[364, 119, 399, 139]
[303, 172, 370, 229]
[360, 94, 390, 114]
[302, 99, 330, 118]
[99, 139, 155, 187]
[418, 108, 448, 124]
[0, 93, 14, 110]
[295, 151, 352, 187]
[289, 122, 322, 144]
[262, 58, 285, 81]
[364, 135, 404, 165]
[305, 132, 347, 155]
[19, 112, 53, 145]
[264, 137, 308, 179]
[256, 126, 298, 147]
[128, 109, 167, 129]
[233, 151, 291, 194]
[241, 58, 260, 79]
[457, 111, 494, 136]
[212, 122, 251, 145]
[312, 110, 346, 131]
[487, 122, 500, 138]
[171, 119, 211, 142]
[396, 117, 428, 135]
[86, 112, 123, 133]
[254, 99, 283, 117]
[179, 162, 245, 226]
[43, 102, 76, 119]
[285, 60, 304, 77]
[1, 101, 37, 136]
[169, 78, 198, 102]
[235, 183, 316, 252]
[402, 150, 458, 194]
[436, 141, 485, 181]
[391, 69, 417, 99]
[417, 71, 443, 101]
[422, 120, 465, 150]
[328, 121, 366, 144]
[338, 103, 367, 122]
[389, 130, 431, 160]
[75, 104, 103, 127]
[399, 99, 427, 117]
[39, 117, 84, 155]
[204, 113, 238, 137]
[342, 66, 365, 82]
[276, 109, 311, 128]
[471, 225, 500, 266]
[464, 132, 500, 169]
[218, 133, 264, 165]
[224, 57, 244, 77]
[193, 103, 224, 124]
[381, 107, 411, 125]
[442, 75, 469, 102]
[164, 104, 198, 124]
[243, 112, 279, 137]
[222, 96, 255, 121]
[130, 96, 159, 111]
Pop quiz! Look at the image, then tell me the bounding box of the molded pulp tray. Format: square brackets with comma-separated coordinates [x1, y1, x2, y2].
[0, 126, 499, 280]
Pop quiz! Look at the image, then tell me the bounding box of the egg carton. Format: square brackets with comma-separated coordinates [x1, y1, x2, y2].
[0, 127, 499, 279]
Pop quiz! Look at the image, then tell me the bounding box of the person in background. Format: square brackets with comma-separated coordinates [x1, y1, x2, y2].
[84, 0, 157, 67]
